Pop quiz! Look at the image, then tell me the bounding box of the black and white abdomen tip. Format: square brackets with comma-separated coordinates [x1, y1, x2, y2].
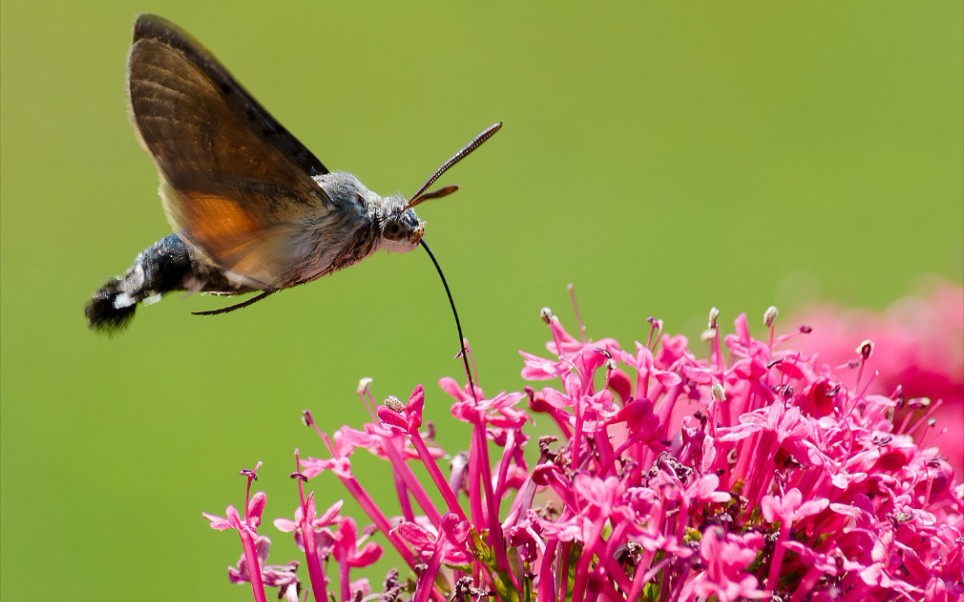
[85, 234, 193, 333]
[85, 276, 141, 332]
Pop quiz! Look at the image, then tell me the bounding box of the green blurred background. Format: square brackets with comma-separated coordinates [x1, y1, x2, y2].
[2, 1, 961, 599]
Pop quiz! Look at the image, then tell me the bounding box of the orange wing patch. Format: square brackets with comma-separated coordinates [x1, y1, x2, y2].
[159, 181, 319, 289]
[177, 191, 263, 261]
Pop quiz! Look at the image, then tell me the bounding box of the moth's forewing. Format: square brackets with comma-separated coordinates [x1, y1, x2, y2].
[128, 14, 329, 289]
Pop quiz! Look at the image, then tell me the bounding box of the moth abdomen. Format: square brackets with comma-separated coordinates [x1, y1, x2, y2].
[85, 234, 194, 332]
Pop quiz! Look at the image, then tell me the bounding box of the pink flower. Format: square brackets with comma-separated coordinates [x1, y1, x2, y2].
[332, 517, 382, 569]
[273, 498, 343, 543]
[679, 527, 766, 602]
[761, 487, 828, 525]
[202, 464, 293, 602]
[273, 493, 342, 599]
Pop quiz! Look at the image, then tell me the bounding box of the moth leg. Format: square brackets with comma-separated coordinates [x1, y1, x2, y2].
[192, 290, 276, 316]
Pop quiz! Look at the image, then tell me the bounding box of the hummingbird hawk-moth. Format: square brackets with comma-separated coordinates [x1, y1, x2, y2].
[86, 14, 500, 332]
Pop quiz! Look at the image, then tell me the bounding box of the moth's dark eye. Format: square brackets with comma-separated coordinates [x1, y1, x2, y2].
[385, 222, 401, 238]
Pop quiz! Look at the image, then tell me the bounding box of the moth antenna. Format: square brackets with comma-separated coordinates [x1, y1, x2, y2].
[420, 239, 477, 399]
[407, 122, 502, 208]
[192, 290, 276, 316]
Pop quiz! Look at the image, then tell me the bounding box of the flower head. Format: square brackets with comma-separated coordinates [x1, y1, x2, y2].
[206, 286, 964, 601]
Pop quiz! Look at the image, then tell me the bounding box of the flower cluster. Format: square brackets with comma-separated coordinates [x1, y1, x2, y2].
[205, 297, 964, 601]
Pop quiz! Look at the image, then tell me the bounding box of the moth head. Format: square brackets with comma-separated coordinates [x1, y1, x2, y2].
[377, 195, 425, 253]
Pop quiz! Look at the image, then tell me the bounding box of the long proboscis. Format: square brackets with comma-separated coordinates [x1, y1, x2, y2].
[420, 239, 477, 399]
[413, 123, 502, 398]
[407, 122, 502, 208]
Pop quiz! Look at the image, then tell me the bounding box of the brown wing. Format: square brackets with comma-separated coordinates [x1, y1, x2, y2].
[128, 14, 329, 289]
